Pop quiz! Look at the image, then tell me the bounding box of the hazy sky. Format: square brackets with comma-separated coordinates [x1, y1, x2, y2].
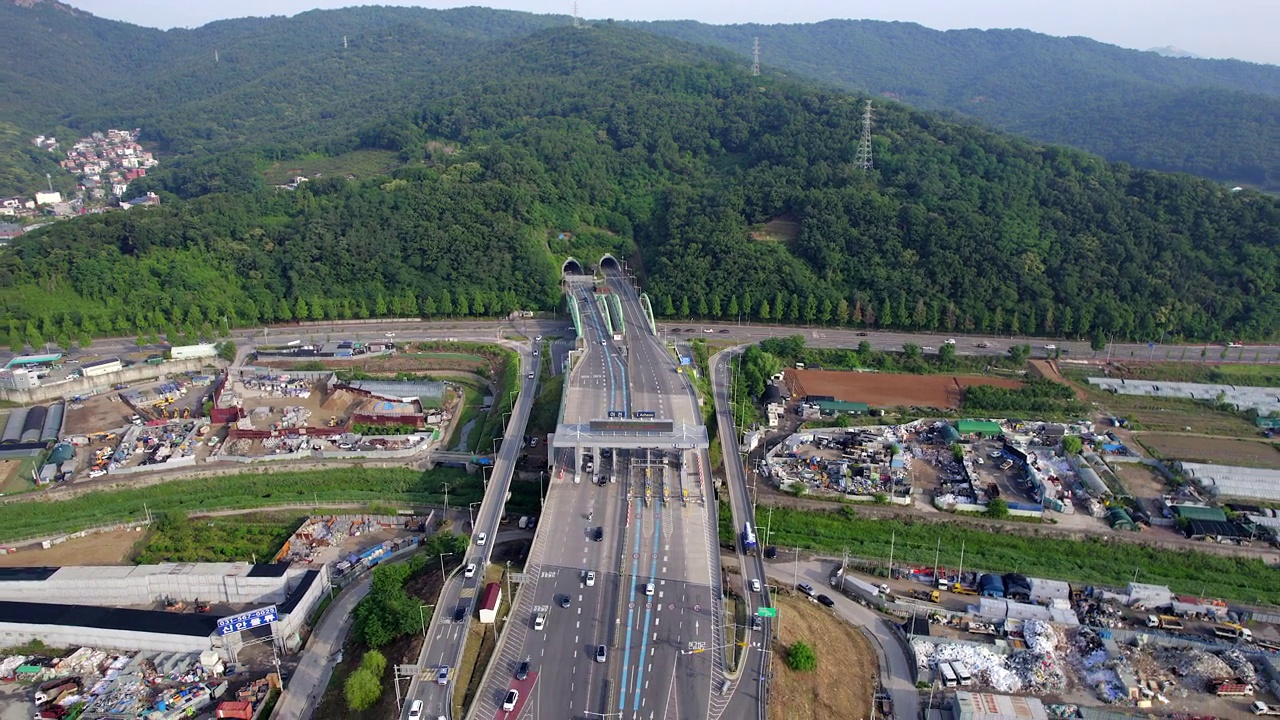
[65, 0, 1278, 65]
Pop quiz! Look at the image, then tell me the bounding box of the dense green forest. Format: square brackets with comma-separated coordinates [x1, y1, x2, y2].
[2, 25, 1279, 348]
[639, 20, 1280, 189]
[4, 4, 1278, 195]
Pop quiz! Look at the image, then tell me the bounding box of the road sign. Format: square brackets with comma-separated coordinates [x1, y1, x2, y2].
[216, 605, 279, 635]
[756, 607, 777, 618]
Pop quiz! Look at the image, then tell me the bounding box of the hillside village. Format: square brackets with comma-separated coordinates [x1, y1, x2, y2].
[0, 129, 160, 240]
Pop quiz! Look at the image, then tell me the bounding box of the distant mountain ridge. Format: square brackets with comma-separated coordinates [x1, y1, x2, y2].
[634, 19, 1280, 188]
[1, 2, 1278, 191]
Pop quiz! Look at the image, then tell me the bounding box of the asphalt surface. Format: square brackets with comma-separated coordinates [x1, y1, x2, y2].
[402, 344, 541, 720]
[469, 269, 725, 720]
[709, 349, 772, 720]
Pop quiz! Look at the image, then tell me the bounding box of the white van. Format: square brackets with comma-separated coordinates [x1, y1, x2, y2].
[408, 700, 423, 719]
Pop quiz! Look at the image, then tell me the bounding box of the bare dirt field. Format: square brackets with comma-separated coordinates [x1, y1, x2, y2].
[1029, 360, 1086, 400]
[1137, 432, 1280, 469]
[0, 527, 143, 565]
[63, 392, 132, 436]
[787, 369, 1022, 409]
[769, 594, 876, 720]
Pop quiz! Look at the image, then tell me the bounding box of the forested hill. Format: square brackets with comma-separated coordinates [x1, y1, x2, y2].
[636, 19, 1280, 190]
[4, 25, 1279, 348]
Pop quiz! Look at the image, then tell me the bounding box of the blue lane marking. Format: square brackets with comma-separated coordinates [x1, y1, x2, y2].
[618, 497, 644, 708]
[632, 496, 663, 711]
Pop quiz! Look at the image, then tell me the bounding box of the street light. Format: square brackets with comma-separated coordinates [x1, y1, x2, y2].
[437, 552, 453, 578]
[419, 603, 434, 637]
[468, 502, 481, 529]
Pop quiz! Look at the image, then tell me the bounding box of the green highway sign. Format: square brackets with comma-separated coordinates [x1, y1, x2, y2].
[756, 607, 777, 618]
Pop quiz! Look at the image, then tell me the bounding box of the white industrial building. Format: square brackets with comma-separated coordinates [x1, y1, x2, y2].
[1181, 463, 1280, 503]
[81, 357, 123, 377]
[168, 343, 218, 361]
[0, 563, 328, 661]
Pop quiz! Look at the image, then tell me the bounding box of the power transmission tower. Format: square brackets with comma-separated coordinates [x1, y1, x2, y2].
[751, 37, 761, 76]
[343, 35, 348, 49]
[572, 0, 580, 28]
[214, 50, 219, 63]
[856, 100, 874, 171]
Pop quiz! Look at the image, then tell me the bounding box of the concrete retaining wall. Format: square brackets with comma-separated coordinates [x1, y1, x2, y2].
[0, 358, 215, 405]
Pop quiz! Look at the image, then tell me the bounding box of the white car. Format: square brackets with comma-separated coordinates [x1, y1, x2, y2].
[408, 700, 423, 720]
[535, 335, 542, 341]
[595, 645, 607, 663]
[945, 338, 956, 345]
[533, 613, 545, 631]
[532, 349, 538, 356]
[476, 533, 487, 546]
[527, 372, 535, 379]
[1227, 342, 1244, 348]
[464, 563, 477, 578]
[502, 689, 519, 711]
[645, 582, 655, 596]
[1044, 344, 1057, 350]
[921, 346, 934, 352]
[703, 328, 713, 333]
[750, 579, 761, 593]
[585, 571, 596, 587]
[385, 332, 396, 337]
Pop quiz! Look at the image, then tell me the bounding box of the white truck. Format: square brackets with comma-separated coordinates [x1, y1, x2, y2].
[1252, 701, 1280, 715]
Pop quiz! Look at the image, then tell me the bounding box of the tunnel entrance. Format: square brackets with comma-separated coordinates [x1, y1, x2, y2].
[562, 258, 584, 275]
[599, 255, 622, 273]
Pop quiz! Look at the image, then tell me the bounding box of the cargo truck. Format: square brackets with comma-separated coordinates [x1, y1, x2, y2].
[1146, 615, 1184, 631]
[908, 589, 941, 603]
[1212, 623, 1254, 642]
[1210, 681, 1254, 697]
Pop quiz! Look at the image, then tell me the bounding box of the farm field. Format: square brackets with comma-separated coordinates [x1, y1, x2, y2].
[1137, 433, 1280, 469]
[0, 527, 143, 566]
[787, 369, 1021, 409]
[1097, 361, 1280, 388]
[1067, 374, 1260, 437]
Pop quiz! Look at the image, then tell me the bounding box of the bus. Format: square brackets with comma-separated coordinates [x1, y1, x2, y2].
[937, 663, 959, 688]
[742, 523, 758, 555]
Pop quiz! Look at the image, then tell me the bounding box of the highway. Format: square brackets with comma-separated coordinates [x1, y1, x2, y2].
[467, 266, 728, 720]
[401, 343, 541, 720]
[709, 348, 772, 720]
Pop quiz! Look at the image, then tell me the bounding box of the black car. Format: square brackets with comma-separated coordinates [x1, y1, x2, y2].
[515, 660, 530, 681]
[559, 594, 571, 608]
[454, 605, 468, 622]
[764, 546, 778, 559]
[750, 616, 762, 631]
[593, 526, 604, 542]
[856, 332, 869, 337]
[816, 594, 835, 608]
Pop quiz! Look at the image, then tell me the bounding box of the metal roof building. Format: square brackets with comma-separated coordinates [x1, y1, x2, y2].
[1181, 463, 1280, 503]
[4, 353, 62, 369]
[956, 420, 1003, 437]
[951, 691, 1048, 720]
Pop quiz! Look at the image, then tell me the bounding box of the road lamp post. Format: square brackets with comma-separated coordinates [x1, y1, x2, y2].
[468, 502, 481, 529]
[437, 552, 453, 578]
[418, 603, 434, 637]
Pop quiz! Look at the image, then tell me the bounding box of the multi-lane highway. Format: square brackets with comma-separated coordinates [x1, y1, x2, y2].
[401, 344, 540, 719]
[467, 266, 731, 720]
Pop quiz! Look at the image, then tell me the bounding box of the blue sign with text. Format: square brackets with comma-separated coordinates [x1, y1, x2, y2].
[217, 605, 279, 635]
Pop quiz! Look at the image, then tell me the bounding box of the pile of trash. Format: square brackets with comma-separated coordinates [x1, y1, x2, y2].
[912, 639, 1021, 692]
[1007, 621, 1067, 694]
[1152, 647, 1234, 691]
[1220, 647, 1258, 685]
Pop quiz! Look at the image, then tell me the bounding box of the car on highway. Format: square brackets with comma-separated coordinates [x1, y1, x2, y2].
[585, 571, 596, 587]
[816, 594, 835, 607]
[532, 348, 538, 356]
[593, 526, 604, 542]
[856, 332, 868, 336]
[436, 665, 450, 685]
[977, 341, 992, 348]
[670, 327, 682, 332]
[502, 689, 519, 711]
[719, 329, 729, 333]
[595, 645, 607, 663]
[527, 372, 534, 379]
[1227, 341, 1244, 348]
[384, 332, 396, 338]
[533, 613, 545, 631]
[750, 578, 761, 593]
[477, 532, 487, 546]
[645, 582, 655, 596]
[454, 605, 468, 622]
[408, 700, 423, 720]
[921, 346, 934, 352]
[559, 594, 571, 608]
[464, 563, 477, 578]
[515, 660, 530, 680]
[797, 582, 814, 597]
[703, 328, 713, 333]
[534, 335, 542, 341]
[599, 339, 606, 345]
[1044, 344, 1056, 350]
[751, 616, 762, 631]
